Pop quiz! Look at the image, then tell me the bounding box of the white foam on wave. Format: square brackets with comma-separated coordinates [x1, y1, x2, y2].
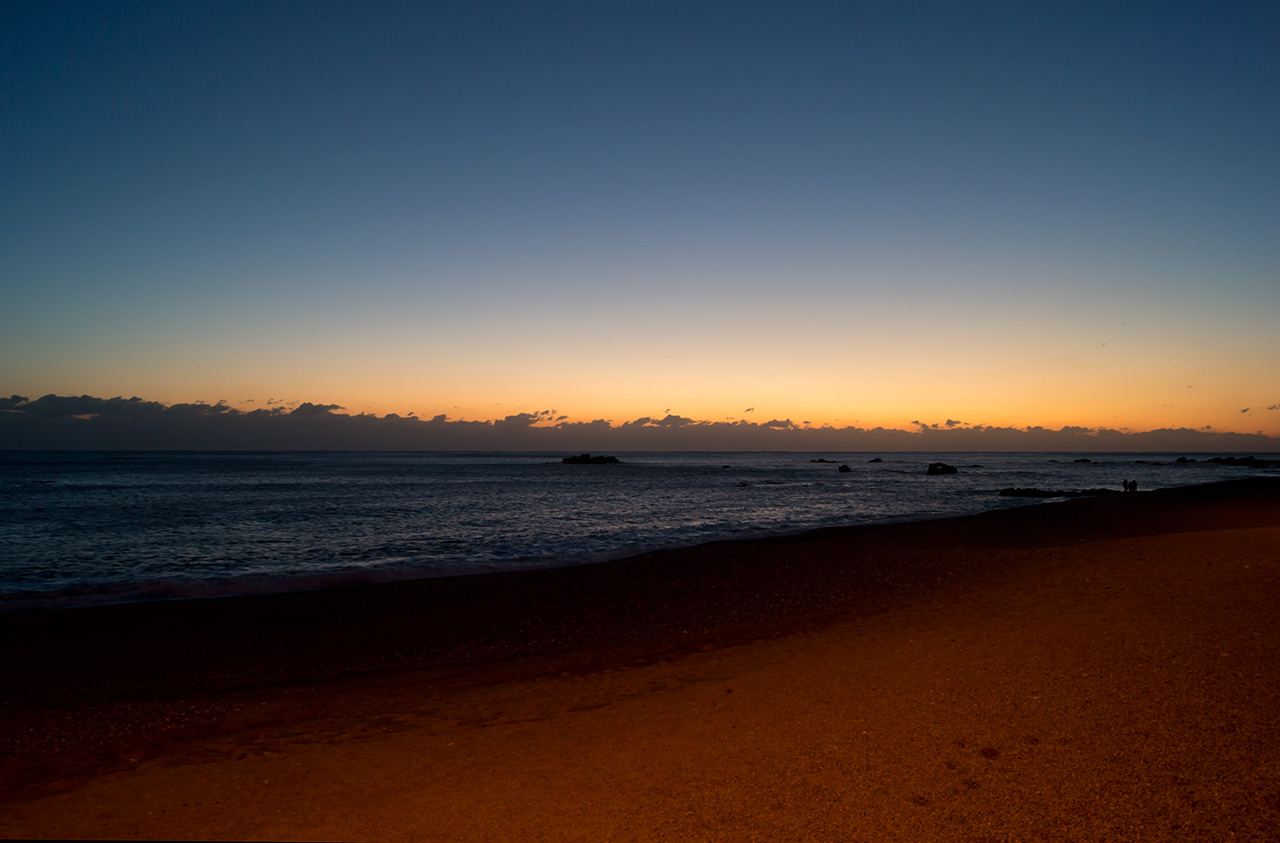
[1, 451, 1256, 612]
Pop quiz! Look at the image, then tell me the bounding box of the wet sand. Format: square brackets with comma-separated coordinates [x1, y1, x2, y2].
[2, 477, 1279, 841]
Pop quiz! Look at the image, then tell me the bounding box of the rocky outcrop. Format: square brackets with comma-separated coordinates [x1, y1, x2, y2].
[561, 454, 621, 465]
[926, 463, 958, 475]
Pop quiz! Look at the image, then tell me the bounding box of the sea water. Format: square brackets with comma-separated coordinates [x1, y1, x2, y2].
[0, 451, 1271, 610]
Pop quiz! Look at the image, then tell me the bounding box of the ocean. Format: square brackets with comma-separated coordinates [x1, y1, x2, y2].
[1, 450, 1273, 611]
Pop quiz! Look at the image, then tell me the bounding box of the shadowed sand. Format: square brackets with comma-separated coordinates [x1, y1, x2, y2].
[2, 478, 1279, 841]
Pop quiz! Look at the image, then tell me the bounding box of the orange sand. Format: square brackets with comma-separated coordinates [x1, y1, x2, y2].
[2, 479, 1278, 841]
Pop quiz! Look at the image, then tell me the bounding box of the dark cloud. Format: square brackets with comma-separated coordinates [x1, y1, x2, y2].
[1, 394, 1278, 453]
[617, 415, 697, 430]
[554, 419, 614, 430]
[650, 414, 696, 428]
[290, 402, 344, 418]
[494, 409, 562, 428]
[743, 407, 754, 413]
[495, 412, 543, 427]
[6, 394, 174, 420]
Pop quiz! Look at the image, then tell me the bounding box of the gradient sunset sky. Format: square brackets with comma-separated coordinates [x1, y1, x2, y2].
[4, 1, 1278, 437]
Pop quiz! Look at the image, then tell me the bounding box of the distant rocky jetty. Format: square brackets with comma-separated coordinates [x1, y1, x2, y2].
[1205, 456, 1280, 469]
[561, 454, 621, 465]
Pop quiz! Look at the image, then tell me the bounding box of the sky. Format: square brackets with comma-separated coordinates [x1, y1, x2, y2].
[3, 0, 1279, 449]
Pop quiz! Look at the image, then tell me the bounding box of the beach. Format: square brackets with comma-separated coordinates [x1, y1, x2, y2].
[3, 477, 1278, 841]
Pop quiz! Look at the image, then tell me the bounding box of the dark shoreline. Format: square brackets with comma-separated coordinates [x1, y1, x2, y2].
[5, 477, 1279, 706]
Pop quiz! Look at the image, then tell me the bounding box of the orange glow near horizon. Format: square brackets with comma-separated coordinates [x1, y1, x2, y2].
[7, 257, 1278, 440]
[23, 377, 1272, 439]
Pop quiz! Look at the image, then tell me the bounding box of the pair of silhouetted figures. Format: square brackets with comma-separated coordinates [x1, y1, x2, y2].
[1122, 479, 1139, 493]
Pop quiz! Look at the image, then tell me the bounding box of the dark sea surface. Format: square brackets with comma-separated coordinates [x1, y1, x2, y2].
[1, 451, 1274, 611]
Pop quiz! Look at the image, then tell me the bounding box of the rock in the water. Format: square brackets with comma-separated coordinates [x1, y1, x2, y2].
[562, 454, 621, 465]
[868, 457, 883, 463]
[838, 464, 851, 473]
[926, 462, 958, 475]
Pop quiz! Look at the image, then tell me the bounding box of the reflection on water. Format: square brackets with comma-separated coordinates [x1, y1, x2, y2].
[0, 450, 1268, 608]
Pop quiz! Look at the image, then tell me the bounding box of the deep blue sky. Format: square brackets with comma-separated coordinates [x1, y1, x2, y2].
[3, 1, 1278, 438]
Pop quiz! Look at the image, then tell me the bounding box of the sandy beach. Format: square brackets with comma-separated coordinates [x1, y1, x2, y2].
[2, 477, 1278, 841]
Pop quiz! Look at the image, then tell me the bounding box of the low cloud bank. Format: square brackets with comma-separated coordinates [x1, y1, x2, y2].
[2, 394, 1278, 452]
